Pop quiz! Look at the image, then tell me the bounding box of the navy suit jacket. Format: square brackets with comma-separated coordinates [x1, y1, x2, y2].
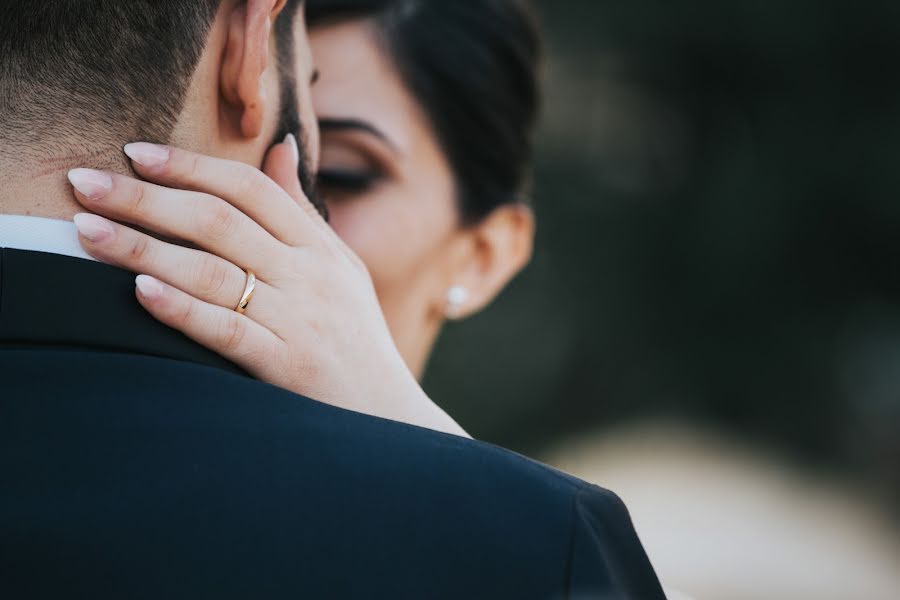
[0, 249, 666, 599]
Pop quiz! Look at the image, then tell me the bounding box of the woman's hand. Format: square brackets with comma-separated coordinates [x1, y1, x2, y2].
[67, 136, 469, 438]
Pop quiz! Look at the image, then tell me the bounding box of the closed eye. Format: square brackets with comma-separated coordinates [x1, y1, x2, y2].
[317, 168, 383, 194]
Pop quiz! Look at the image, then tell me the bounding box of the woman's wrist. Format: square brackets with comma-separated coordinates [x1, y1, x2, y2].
[374, 357, 471, 438]
[402, 385, 471, 439]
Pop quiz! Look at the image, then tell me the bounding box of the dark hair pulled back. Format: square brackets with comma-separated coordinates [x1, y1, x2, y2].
[307, 0, 541, 223]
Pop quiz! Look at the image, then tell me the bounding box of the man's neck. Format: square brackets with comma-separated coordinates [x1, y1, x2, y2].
[0, 148, 131, 220]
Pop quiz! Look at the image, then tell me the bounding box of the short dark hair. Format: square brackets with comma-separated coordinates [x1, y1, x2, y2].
[0, 1, 221, 144]
[307, 0, 542, 223]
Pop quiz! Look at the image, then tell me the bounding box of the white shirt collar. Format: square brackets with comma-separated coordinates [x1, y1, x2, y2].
[0, 215, 97, 262]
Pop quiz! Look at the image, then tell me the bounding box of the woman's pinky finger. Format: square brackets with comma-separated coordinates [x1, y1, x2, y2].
[135, 274, 287, 377]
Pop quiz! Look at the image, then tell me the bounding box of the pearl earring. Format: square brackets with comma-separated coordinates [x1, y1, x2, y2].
[445, 286, 470, 320]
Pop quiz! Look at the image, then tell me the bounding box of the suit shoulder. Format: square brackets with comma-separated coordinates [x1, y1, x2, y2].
[166, 354, 593, 491]
[567, 485, 667, 598]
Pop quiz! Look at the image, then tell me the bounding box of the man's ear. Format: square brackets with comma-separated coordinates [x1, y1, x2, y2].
[444, 204, 536, 320]
[220, 0, 288, 138]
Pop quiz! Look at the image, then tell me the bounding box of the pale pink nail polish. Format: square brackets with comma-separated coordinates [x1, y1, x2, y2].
[135, 275, 164, 300]
[283, 133, 300, 166]
[68, 169, 112, 200]
[124, 142, 170, 168]
[73, 213, 115, 243]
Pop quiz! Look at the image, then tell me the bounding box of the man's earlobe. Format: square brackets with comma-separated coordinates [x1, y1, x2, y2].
[220, 0, 281, 139]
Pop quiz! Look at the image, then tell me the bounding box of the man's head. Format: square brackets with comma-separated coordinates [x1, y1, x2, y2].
[0, 0, 318, 216]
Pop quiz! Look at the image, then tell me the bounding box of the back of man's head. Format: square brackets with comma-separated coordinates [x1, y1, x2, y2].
[0, 1, 316, 220]
[0, 1, 220, 147]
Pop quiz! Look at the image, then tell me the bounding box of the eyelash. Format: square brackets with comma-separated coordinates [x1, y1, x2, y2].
[316, 169, 383, 194]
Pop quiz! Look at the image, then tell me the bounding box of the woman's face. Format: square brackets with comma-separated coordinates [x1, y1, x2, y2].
[309, 20, 462, 378]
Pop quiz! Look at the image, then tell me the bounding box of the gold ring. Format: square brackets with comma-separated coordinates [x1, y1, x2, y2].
[235, 270, 257, 314]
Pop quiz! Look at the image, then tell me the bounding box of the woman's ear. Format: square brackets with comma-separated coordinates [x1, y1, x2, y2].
[220, 0, 287, 138]
[444, 204, 535, 320]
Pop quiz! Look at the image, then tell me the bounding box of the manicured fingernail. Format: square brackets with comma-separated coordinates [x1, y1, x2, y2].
[73, 213, 115, 243]
[68, 169, 113, 200]
[124, 142, 170, 168]
[284, 133, 300, 166]
[135, 275, 165, 300]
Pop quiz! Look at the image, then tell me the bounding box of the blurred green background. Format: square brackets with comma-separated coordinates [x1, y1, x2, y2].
[426, 0, 900, 516]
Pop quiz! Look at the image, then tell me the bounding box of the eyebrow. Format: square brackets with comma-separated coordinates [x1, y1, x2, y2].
[318, 118, 401, 154]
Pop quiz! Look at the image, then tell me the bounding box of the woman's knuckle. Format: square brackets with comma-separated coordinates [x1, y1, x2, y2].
[128, 183, 149, 217]
[174, 297, 194, 326]
[128, 235, 153, 264]
[236, 171, 267, 199]
[183, 152, 202, 182]
[266, 249, 302, 285]
[218, 316, 247, 352]
[197, 199, 238, 240]
[196, 255, 231, 298]
[284, 250, 307, 276]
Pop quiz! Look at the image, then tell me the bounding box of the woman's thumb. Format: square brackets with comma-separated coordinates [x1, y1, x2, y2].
[263, 134, 307, 203]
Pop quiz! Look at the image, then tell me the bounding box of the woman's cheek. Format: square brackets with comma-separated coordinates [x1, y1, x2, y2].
[329, 198, 399, 291]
